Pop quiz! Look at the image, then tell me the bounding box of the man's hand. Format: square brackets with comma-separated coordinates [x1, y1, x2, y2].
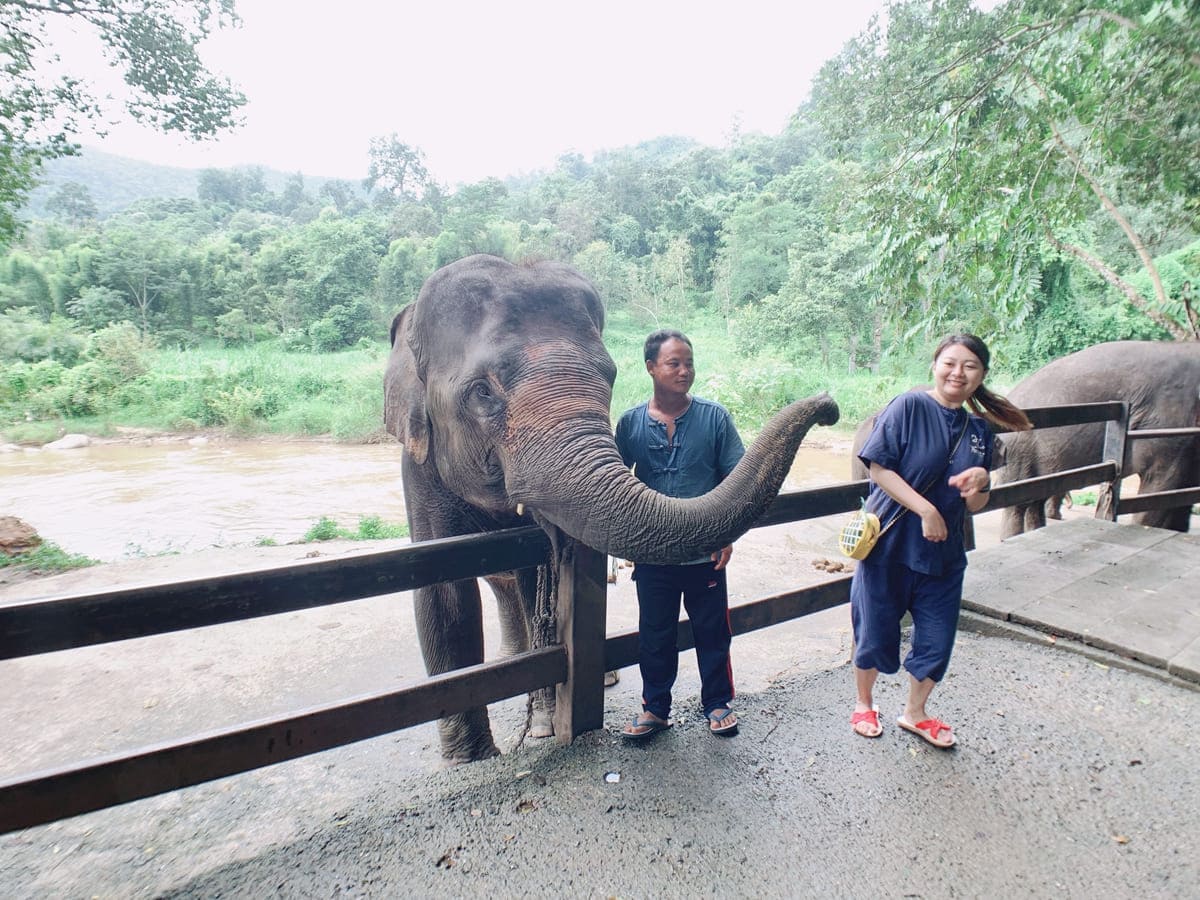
[711, 545, 733, 571]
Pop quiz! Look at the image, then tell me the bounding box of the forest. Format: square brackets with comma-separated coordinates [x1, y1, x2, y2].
[1, 0, 1197, 444]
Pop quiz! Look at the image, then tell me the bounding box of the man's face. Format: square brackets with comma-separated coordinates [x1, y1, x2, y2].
[646, 337, 695, 397]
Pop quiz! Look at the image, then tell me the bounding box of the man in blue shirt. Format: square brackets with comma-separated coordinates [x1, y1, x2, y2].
[614, 329, 745, 739]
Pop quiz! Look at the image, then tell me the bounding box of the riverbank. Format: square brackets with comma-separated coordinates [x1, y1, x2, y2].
[0, 426, 860, 589]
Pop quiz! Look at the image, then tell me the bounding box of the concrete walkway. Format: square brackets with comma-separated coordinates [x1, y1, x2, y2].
[3, 517, 1200, 897]
[964, 517, 1200, 684]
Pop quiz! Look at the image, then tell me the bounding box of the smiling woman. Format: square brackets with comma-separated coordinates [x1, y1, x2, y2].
[847, 333, 1030, 747]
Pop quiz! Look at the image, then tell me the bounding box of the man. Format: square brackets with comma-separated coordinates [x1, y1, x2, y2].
[614, 329, 745, 739]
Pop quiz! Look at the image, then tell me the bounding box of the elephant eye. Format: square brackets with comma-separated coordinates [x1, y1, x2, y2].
[465, 379, 503, 417]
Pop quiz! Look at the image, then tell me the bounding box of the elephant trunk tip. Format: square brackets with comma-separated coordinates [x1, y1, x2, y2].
[789, 392, 839, 428]
[815, 392, 840, 427]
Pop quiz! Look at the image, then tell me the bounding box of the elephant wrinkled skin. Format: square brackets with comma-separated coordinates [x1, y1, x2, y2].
[998, 340, 1200, 537]
[384, 255, 838, 763]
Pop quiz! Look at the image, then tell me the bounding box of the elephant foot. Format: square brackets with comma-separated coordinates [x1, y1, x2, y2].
[436, 712, 500, 764]
[436, 743, 500, 769]
[529, 708, 555, 739]
[604, 670, 620, 687]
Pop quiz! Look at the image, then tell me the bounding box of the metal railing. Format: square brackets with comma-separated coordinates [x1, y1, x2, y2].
[2, 401, 1196, 833]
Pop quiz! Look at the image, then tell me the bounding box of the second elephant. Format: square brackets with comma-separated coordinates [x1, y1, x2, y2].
[998, 340, 1200, 537]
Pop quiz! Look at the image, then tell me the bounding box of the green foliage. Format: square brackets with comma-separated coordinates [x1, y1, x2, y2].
[1, 0, 245, 247]
[0, 309, 86, 365]
[68, 287, 131, 330]
[46, 182, 98, 225]
[364, 135, 430, 205]
[301, 516, 408, 542]
[2, 4, 1194, 444]
[307, 297, 380, 352]
[811, 0, 1200, 342]
[0, 541, 97, 574]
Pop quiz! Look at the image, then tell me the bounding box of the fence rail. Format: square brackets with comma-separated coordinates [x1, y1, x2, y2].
[2, 400, 1197, 834]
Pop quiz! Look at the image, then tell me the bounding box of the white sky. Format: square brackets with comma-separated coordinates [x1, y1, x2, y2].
[70, 0, 891, 187]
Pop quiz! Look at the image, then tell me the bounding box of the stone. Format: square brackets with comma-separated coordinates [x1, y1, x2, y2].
[0, 516, 41, 556]
[44, 433, 90, 450]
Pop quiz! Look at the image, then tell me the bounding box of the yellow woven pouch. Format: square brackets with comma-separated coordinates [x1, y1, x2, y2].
[838, 502, 882, 560]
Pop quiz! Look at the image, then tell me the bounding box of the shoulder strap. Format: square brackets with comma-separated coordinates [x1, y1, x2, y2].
[874, 409, 969, 538]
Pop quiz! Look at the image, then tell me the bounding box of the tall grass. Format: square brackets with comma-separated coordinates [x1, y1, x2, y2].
[4, 310, 1005, 445]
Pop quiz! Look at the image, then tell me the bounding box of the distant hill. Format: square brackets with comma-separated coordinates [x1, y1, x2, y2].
[24, 147, 365, 219]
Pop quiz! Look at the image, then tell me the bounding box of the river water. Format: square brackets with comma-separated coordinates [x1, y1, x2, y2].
[1, 437, 854, 563]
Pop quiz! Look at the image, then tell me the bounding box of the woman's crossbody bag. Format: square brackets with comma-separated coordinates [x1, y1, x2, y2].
[838, 414, 968, 561]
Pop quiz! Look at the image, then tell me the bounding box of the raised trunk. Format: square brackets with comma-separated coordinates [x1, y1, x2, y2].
[507, 393, 839, 564]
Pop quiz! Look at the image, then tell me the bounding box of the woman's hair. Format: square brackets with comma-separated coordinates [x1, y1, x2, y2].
[934, 333, 1032, 432]
[644, 329, 692, 363]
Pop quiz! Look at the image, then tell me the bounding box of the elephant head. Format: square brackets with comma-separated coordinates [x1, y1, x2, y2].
[384, 254, 839, 563]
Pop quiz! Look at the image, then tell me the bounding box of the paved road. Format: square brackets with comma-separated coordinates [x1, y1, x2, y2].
[4, 623, 1199, 898]
[4, 515, 1200, 897]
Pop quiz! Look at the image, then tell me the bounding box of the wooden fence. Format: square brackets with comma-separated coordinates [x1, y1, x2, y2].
[2, 401, 1197, 833]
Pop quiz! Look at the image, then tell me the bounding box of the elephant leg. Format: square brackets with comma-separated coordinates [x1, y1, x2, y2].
[483, 571, 530, 658]
[413, 579, 500, 763]
[1000, 506, 1025, 539]
[485, 568, 555, 739]
[1132, 443, 1198, 532]
[1023, 502, 1046, 533]
[1045, 494, 1065, 521]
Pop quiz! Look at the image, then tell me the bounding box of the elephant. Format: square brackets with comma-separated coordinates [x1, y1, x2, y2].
[384, 254, 839, 764]
[998, 340, 1200, 538]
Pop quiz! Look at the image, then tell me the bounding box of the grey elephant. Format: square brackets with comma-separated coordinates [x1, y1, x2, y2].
[998, 340, 1200, 537]
[384, 254, 839, 763]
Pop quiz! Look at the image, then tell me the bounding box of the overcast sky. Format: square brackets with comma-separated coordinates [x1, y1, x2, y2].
[73, 0, 891, 186]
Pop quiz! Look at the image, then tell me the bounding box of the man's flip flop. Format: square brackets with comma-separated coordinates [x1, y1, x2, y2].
[622, 714, 670, 741]
[851, 708, 882, 738]
[897, 716, 956, 748]
[707, 708, 738, 736]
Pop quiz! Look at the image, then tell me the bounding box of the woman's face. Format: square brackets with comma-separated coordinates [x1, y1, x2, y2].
[931, 343, 985, 407]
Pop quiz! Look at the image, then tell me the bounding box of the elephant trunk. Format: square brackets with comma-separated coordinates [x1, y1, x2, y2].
[506, 393, 839, 563]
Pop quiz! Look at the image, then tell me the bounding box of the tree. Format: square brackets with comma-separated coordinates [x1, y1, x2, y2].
[1, 0, 246, 247]
[95, 225, 180, 334]
[318, 179, 366, 216]
[46, 182, 99, 226]
[363, 134, 430, 204]
[812, 0, 1200, 341]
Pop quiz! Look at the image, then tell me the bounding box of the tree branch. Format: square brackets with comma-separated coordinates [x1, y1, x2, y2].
[1045, 233, 1190, 341]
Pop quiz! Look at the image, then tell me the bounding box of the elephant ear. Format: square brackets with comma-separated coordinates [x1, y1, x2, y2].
[384, 306, 431, 465]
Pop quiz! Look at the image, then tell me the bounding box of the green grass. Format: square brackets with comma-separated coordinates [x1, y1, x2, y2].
[300, 516, 409, 542]
[0, 542, 98, 574]
[5, 310, 1021, 445]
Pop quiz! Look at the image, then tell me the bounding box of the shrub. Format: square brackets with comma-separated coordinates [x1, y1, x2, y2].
[301, 516, 408, 542]
[85, 323, 153, 380]
[0, 309, 85, 365]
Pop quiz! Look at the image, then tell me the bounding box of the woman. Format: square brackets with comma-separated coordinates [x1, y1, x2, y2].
[849, 334, 1031, 748]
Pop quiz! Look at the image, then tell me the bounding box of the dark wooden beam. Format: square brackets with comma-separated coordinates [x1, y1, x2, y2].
[0, 646, 566, 834]
[0, 528, 552, 660]
[1118, 487, 1200, 516]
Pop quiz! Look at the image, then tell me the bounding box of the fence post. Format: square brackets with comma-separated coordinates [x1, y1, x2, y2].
[1097, 401, 1129, 522]
[553, 539, 608, 743]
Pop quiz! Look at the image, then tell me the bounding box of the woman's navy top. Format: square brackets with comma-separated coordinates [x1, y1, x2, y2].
[857, 390, 994, 575]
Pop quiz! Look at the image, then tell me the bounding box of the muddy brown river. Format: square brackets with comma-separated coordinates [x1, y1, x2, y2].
[0, 437, 855, 562]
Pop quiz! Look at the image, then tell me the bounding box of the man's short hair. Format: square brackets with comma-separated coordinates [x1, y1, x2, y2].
[644, 329, 692, 363]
